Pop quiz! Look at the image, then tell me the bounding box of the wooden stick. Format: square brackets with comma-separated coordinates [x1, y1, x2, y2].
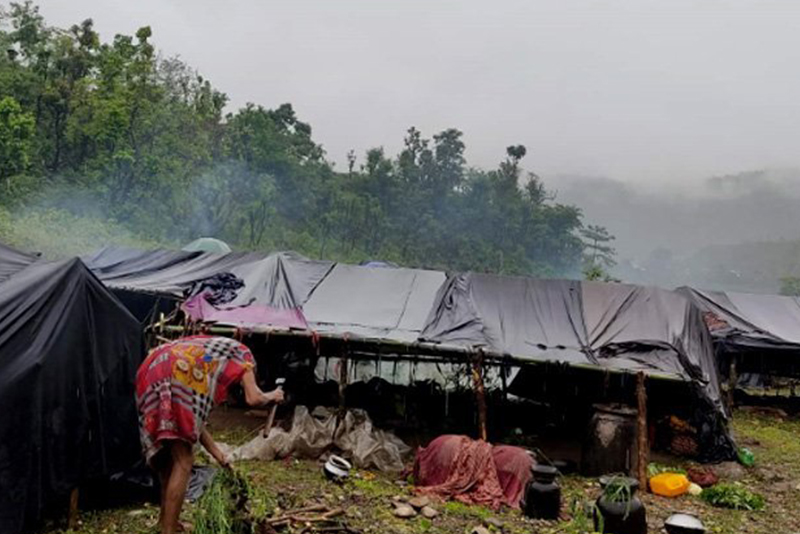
[727, 356, 738, 415]
[67, 488, 79, 530]
[636, 371, 649, 489]
[338, 356, 348, 422]
[472, 350, 488, 441]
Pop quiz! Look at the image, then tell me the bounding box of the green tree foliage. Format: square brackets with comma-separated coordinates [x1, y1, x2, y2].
[0, 96, 34, 190]
[0, 3, 607, 277]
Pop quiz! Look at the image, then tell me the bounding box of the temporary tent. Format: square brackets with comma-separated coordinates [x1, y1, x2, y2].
[0, 258, 144, 533]
[421, 273, 734, 460]
[82, 246, 736, 459]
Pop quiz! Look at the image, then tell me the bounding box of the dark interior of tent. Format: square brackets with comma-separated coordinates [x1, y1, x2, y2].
[190, 332, 735, 467]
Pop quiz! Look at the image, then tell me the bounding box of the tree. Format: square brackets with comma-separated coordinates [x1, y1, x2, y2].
[580, 224, 616, 267]
[0, 96, 35, 191]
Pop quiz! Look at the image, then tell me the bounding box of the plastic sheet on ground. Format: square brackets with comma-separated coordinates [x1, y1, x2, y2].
[225, 406, 411, 472]
[413, 435, 533, 510]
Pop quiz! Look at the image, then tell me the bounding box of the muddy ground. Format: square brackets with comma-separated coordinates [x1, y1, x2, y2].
[40, 409, 800, 534]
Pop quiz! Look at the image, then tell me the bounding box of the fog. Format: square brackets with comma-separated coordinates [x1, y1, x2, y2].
[34, 0, 800, 180]
[28, 0, 800, 292]
[555, 169, 800, 292]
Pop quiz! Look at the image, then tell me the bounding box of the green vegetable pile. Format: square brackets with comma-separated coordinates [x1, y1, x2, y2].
[700, 483, 765, 511]
[194, 468, 254, 534]
[647, 463, 686, 477]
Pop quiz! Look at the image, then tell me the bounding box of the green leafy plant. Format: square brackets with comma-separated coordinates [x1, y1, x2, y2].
[559, 498, 601, 534]
[194, 468, 254, 534]
[647, 463, 687, 477]
[602, 476, 633, 504]
[700, 483, 765, 511]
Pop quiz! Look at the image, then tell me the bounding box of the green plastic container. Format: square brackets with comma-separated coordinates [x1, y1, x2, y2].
[738, 447, 755, 467]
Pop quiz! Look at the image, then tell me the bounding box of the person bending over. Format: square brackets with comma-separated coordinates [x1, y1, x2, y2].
[136, 335, 284, 534]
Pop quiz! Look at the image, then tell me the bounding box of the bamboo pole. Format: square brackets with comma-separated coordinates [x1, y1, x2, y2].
[156, 324, 683, 383]
[636, 372, 649, 489]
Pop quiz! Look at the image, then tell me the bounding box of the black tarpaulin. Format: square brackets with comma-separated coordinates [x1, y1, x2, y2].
[83, 246, 265, 296]
[0, 241, 37, 283]
[422, 274, 719, 384]
[421, 273, 588, 363]
[678, 286, 800, 351]
[303, 264, 446, 342]
[583, 282, 720, 400]
[421, 273, 734, 459]
[0, 258, 144, 534]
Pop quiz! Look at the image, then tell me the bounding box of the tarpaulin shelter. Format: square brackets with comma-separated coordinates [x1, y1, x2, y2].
[677, 286, 800, 378]
[0, 241, 38, 283]
[0, 257, 144, 534]
[83, 246, 735, 459]
[421, 273, 734, 460]
[422, 274, 720, 389]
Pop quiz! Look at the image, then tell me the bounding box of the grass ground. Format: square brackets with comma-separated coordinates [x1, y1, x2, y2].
[42, 409, 800, 534]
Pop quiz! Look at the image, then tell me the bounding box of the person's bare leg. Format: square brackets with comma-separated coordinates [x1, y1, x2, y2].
[161, 441, 193, 534]
[154, 450, 172, 532]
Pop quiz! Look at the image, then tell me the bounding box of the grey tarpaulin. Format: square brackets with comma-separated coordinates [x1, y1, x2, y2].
[83, 246, 266, 296]
[222, 252, 334, 309]
[304, 264, 446, 342]
[0, 258, 144, 534]
[422, 274, 719, 385]
[0, 241, 37, 283]
[421, 273, 734, 459]
[677, 286, 800, 351]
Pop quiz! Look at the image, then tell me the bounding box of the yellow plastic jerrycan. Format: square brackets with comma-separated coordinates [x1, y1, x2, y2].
[649, 473, 690, 497]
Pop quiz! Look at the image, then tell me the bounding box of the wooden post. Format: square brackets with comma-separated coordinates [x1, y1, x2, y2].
[636, 372, 649, 490]
[727, 356, 738, 415]
[338, 356, 348, 418]
[68, 488, 79, 530]
[472, 350, 488, 441]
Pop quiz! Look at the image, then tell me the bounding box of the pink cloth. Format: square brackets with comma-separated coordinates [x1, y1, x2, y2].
[413, 435, 534, 510]
[182, 293, 308, 329]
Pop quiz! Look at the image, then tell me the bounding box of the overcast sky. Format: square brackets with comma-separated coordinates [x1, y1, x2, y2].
[32, 0, 800, 182]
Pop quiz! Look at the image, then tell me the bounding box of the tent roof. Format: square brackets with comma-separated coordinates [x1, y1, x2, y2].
[304, 263, 446, 342]
[423, 273, 719, 388]
[0, 241, 37, 284]
[83, 246, 265, 295]
[677, 286, 800, 351]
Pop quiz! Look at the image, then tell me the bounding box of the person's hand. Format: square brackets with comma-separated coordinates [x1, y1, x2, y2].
[268, 388, 285, 404]
[216, 452, 233, 470]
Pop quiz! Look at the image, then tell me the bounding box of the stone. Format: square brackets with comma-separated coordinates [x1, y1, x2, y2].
[485, 517, 504, 529]
[393, 503, 417, 519]
[471, 527, 491, 534]
[714, 461, 745, 481]
[408, 495, 431, 509]
[421, 506, 439, 519]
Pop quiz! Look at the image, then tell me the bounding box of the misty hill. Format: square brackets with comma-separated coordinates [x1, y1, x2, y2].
[555, 169, 800, 293]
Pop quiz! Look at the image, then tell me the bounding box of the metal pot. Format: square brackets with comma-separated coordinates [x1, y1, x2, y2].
[323, 455, 352, 481]
[664, 513, 706, 534]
